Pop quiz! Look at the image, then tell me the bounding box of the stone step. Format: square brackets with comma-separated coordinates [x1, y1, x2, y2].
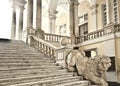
[0, 59, 54, 62]
[0, 62, 56, 65]
[0, 65, 61, 71]
[7, 76, 81, 86]
[0, 40, 87, 86]
[0, 69, 69, 79]
[0, 58, 54, 63]
[0, 53, 42, 56]
[0, 60, 55, 64]
[0, 73, 76, 85]
[0, 65, 62, 71]
[55, 80, 90, 86]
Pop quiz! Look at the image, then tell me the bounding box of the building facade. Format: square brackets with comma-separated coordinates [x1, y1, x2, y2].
[9, 0, 120, 83]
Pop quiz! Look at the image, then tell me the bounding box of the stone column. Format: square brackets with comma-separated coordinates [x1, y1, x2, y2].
[17, 7, 24, 40]
[106, 0, 114, 24]
[68, 0, 79, 44]
[25, 0, 34, 43]
[27, 0, 33, 27]
[35, 0, 44, 39]
[49, 10, 58, 34]
[11, 7, 16, 39]
[36, 0, 42, 30]
[10, 0, 26, 40]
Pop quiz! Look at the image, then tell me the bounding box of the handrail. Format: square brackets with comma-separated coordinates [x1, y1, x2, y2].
[28, 35, 65, 62]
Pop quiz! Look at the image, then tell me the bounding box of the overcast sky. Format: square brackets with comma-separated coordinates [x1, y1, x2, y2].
[0, 0, 11, 39]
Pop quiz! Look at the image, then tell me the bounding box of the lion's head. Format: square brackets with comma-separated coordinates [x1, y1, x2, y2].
[88, 55, 111, 74]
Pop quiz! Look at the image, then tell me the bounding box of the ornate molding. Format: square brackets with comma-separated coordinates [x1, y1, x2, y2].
[68, 0, 79, 6]
[10, 0, 26, 9]
[89, 4, 98, 10]
[49, 9, 58, 19]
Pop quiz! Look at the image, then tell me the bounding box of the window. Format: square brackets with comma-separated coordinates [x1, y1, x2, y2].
[114, 0, 118, 23]
[103, 4, 107, 25]
[79, 23, 88, 36]
[84, 48, 97, 58]
[108, 57, 116, 71]
[59, 24, 66, 35]
[84, 14, 88, 21]
[79, 13, 88, 24]
[79, 16, 84, 24]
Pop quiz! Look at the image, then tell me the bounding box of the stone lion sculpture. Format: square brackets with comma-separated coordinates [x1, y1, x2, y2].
[66, 49, 111, 86]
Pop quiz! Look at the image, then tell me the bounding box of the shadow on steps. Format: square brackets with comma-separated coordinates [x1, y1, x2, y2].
[0, 38, 11, 42]
[108, 82, 120, 86]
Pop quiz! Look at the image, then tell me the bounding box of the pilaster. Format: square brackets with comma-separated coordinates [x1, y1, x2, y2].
[118, 0, 120, 23]
[89, 4, 97, 31]
[106, 0, 114, 24]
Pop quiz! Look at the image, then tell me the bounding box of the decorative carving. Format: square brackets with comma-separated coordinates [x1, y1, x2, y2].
[61, 37, 70, 46]
[66, 49, 111, 86]
[27, 27, 36, 35]
[36, 29, 45, 39]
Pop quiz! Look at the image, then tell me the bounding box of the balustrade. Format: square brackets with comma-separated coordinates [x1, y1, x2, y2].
[44, 33, 70, 42]
[75, 23, 120, 43]
[28, 35, 63, 62]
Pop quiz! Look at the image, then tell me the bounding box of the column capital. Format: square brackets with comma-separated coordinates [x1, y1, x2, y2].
[68, 0, 79, 5]
[49, 9, 58, 19]
[10, 0, 26, 10]
[89, 4, 98, 10]
[74, 0, 79, 6]
[49, 9, 58, 15]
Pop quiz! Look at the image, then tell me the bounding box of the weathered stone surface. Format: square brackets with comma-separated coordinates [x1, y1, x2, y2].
[66, 49, 111, 86]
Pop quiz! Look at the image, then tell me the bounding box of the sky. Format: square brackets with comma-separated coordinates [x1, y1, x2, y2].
[0, 0, 11, 39]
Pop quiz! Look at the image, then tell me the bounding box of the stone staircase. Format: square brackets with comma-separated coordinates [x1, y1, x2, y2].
[0, 39, 90, 86]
